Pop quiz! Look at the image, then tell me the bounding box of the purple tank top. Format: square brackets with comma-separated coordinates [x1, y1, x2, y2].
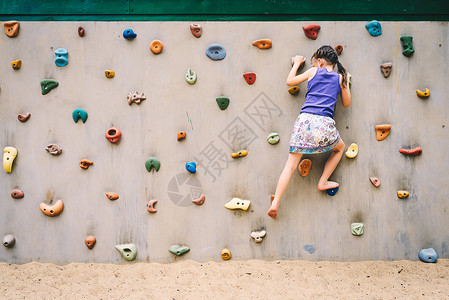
[300, 68, 341, 118]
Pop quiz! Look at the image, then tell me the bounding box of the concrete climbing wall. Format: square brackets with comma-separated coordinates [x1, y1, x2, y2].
[1, 21, 448, 264]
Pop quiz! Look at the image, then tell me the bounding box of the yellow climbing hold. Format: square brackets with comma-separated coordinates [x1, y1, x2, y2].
[3, 147, 18, 173]
[288, 86, 299, 95]
[11, 59, 21, 69]
[416, 88, 430, 98]
[397, 191, 409, 199]
[224, 198, 250, 211]
[221, 249, 231, 260]
[231, 150, 248, 158]
[345, 143, 358, 158]
[105, 70, 115, 78]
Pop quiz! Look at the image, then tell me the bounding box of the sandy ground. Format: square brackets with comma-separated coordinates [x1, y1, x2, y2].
[0, 259, 448, 299]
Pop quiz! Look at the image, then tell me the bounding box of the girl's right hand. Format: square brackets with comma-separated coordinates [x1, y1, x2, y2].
[291, 55, 306, 66]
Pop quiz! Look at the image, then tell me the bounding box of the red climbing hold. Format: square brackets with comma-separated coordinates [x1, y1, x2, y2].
[335, 45, 343, 55]
[302, 24, 321, 40]
[243, 72, 256, 85]
[400, 147, 422, 156]
[105, 127, 122, 143]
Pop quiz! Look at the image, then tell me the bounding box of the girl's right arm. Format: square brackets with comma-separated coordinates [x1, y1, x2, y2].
[286, 56, 315, 86]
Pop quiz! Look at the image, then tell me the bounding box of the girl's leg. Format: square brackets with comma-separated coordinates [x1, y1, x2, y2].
[317, 139, 345, 190]
[268, 152, 303, 219]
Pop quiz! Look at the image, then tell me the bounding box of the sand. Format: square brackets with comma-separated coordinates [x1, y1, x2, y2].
[1, 259, 448, 299]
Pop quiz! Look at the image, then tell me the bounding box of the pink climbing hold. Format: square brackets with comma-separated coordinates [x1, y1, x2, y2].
[147, 199, 157, 213]
[400, 147, 422, 156]
[369, 177, 381, 187]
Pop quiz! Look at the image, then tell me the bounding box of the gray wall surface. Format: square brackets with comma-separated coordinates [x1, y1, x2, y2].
[1, 21, 448, 264]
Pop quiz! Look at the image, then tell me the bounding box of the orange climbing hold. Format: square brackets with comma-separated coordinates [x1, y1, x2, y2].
[177, 131, 186, 141]
[105, 192, 119, 200]
[243, 72, 256, 85]
[400, 147, 422, 156]
[149, 40, 163, 54]
[302, 24, 320, 40]
[252, 39, 272, 49]
[375, 124, 391, 141]
[370, 177, 381, 187]
[40, 200, 64, 217]
[85, 236, 96, 249]
[79, 159, 93, 169]
[298, 159, 312, 177]
[4, 21, 19, 37]
[335, 45, 343, 55]
[231, 150, 248, 158]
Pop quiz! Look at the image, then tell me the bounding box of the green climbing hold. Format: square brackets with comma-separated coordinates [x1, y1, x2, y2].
[145, 157, 161, 172]
[115, 243, 137, 261]
[267, 133, 280, 145]
[400, 36, 415, 57]
[169, 245, 190, 256]
[185, 68, 197, 84]
[40, 79, 59, 95]
[216, 97, 230, 110]
[72, 108, 88, 123]
[351, 223, 364, 236]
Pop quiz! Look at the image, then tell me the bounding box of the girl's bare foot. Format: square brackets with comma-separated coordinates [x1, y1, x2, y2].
[317, 180, 339, 191]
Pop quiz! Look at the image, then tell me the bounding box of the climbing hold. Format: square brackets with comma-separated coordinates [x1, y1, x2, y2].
[40, 199, 64, 217]
[345, 143, 358, 158]
[365, 20, 382, 36]
[186, 161, 196, 173]
[243, 72, 256, 85]
[185, 68, 197, 84]
[177, 131, 186, 141]
[291, 58, 306, 69]
[55, 48, 68, 67]
[46, 144, 62, 156]
[169, 245, 190, 256]
[288, 86, 300, 95]
[231, 150, 248, 158]
[252, 39, 272, 49]
[302, 24, 320, 40]
[380, 62, 392, 78]
[206, 44, 226, 61]
[369, 177, 381, 187]
[85, 236, 96, 250]
[221, 248, 231, 260]
[298, 159, 312, 177]
[127, 91, 146, 105]
[335, 45, 343, 55]
[351, 223, 364, 236]
[78, 26, 85, 37]
[11, 190, 24, 199]
[105, 192, 119, 201]
[216, 97, 230, 110]
[72, 108, 88, 123]
[397, 191, 409, 199]
[145, 157, 161, 172]
[190, 24, 202, 38]
[192, 194, 205, 205]
[418, 248, 438, 263]
[271, 195, 275, 203]
[147, 199, 158, 213]
[4, 21, 19, 37]
[79, 159, 93, 169]
[224, 198, 250, 211]
[267, 133, 280, 145]
[400, 36, 415, 57]
[149, 40, 163, 54]
[416, 88, 430, 98]
[105, 70, 115, 78]
[123, 29, 137, 40]
[17, 113, 31, 122]
[251, 230, 266, 243]
[375, 124, 391, 141]
[105, 127, 121, 143]
[115, 244, 137, 261]
[3, 147, 17, 174]
[2, 234, 15, 248]
[326, 187, 339, 196]
[40, 79, 59, 95]
[400, 147, 422, 156]
[11, 59, 21, 70]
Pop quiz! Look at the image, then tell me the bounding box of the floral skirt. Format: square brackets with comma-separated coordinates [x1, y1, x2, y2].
[289, 113, 340, 154]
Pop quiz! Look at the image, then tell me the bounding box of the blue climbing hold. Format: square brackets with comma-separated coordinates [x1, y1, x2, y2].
[186, 162, 197, 173]
[365, 20, 382, 37]
[303, 245, 316, 254]
[123, 29, 137, 40]
[326, 187, 339, 196]
[72, 108, 88, 123]
[206, 44, 226, 61]
[55, 48, 68, 67]
[418, 248, 438, 263]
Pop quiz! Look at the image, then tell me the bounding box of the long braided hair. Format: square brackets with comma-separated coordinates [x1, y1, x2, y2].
[312, 45, 348, 88]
